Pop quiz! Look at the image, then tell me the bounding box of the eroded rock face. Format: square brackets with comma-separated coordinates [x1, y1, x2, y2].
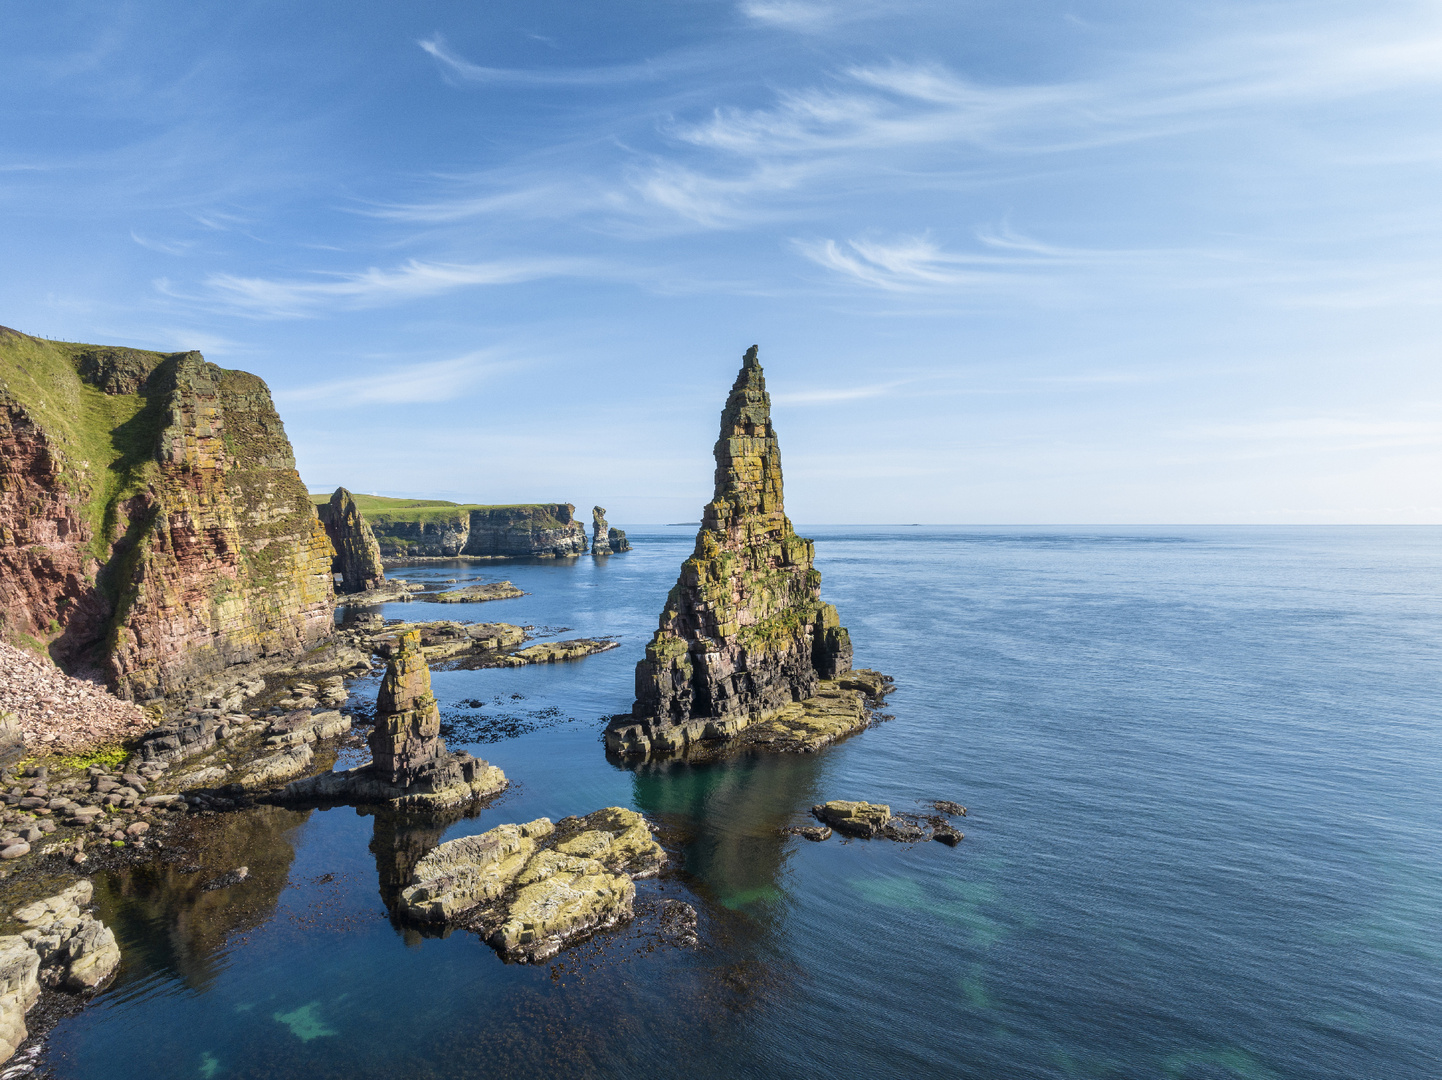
[274, 630, 505, 809]
[591, 507, 630, 555]
[0, 328, 335, 702]
[322, 487, 385, 594]
[606, 347, 864, 758]
[399, 807, 665, 961]
[368, 505, 587, 558]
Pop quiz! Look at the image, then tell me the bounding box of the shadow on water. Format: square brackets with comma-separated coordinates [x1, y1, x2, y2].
[364, 803, 477, 942]
[92, 805, 312, 996]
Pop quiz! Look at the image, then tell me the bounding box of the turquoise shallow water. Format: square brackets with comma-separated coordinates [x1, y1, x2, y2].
[46, 526, 1442, 1078]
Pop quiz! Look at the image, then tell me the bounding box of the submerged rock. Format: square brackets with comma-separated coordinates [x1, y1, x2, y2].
[399, 807, 665, 962]
[274, 629, 505, 810]
[606, 346, 890, 759]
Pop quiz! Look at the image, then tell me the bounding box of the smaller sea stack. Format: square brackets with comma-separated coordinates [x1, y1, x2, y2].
[591, 506, 630, 555]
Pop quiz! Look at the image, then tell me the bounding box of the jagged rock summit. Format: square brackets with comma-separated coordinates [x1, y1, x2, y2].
[591, 506, 630, 555]
[606, 346, 889, 758]
[275, 628, 505, 809]
[323, 487, 385, 594]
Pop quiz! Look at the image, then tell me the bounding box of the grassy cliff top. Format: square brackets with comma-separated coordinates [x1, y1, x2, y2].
[0, 329, 173, 559]
[308, 493, 573, 529]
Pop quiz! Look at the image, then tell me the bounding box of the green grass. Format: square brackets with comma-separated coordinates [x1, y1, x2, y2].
[0, 331, 168, 562]
[52, 746, 131, 771]
[309, 492, 571, 530]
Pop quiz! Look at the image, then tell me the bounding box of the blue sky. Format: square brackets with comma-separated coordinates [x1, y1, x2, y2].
[2, 1, 1440, 523]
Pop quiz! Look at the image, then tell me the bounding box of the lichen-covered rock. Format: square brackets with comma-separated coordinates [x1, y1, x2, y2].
[0, 327, 335, 702]
[322, 487, 385, 594]
[607, 346, 881, 758]
[487, 638, 619, 667]
[428, 581, 525, 604]
[590, 507, 630, 555]
[399, 807, 665, 962]
[0, 879, 120, 1062]
[812, 800, 891, 837]
[273, 630, 506, 809]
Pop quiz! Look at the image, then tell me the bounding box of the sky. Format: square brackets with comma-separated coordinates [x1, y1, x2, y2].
[2, 0, 1441, 524]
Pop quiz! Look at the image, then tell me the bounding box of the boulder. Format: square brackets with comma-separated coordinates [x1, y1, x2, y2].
[812, 800, 892, 838]
[399, 807, 665, 962]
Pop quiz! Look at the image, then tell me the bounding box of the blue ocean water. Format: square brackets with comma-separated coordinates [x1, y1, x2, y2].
[45, 527, 1442, 1079]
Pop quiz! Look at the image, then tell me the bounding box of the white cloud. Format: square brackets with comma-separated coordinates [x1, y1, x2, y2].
[739, 2, 833, 30]
[194, 257, 589, 317]
[419, 33, 665, 87]
[771, 381, 902, 404]
[277, 351, 517, 408]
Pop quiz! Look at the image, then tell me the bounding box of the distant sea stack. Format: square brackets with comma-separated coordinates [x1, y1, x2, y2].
[322, 487, 385, 593]
[606, 346, 888, 758]
[591, 506, 631, 555]
[0, 327, 334, 701]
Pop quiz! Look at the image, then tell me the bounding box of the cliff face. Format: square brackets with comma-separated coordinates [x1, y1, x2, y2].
[366, 503, 587, 558]
[611, 346, 851, 749]
[321, 487, 385, 593]
[0, 327, 334, 700]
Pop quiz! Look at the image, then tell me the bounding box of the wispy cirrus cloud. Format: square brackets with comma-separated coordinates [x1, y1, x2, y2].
[739, 2, 834, 30]
[277, 351, 517, 408]
[771, 380, 905, 405]
[187, 256, 591, 318]
[419, 33, 668, 87]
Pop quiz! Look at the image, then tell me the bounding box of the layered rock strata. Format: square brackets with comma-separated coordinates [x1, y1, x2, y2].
[0, 880, 121, 1062]
[590, 507, 630, 555]
[0, 327, 334, 702]
[322, 487, 385, 594]
[275, 630, 505, 809]
[399, 807, 665, 961]
[605, 346, 878, 758]
[365, 504, 587, 558]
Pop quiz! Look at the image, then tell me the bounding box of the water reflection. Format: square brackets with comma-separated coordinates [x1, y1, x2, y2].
[92, 805, 311, 993]
[624, 751, 825, 915]
[363, 804, 478, 942]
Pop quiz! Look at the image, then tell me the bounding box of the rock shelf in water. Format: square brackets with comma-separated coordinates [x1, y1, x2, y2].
[427, 581, 525, 604]
[606, 346, 891, 758]
[399, 807, 665, 962]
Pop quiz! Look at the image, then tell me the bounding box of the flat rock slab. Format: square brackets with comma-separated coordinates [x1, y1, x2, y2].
[399, 807, 666, 962]
[428, 582, 525, 603]
[273, 756, 507, 811]
[485, 639, 619, 668]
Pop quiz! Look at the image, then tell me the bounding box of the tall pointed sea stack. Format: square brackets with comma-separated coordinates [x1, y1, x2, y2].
[606, 346, 889, 758]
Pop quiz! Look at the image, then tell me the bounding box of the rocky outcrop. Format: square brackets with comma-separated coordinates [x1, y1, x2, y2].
[0, 327, 335, 703]
[0, 880, 120, 1063]
[428, 581, 524, 603]
[487, 638, 618, 667]
[590, 507, 630, 555]
[274, 629, 505, 809]
[398, 807, 665, 961]
[605, 346, 878, 758]
[322, 487, 385, 594]
[810, 800, 965, 844]
[365, 503, 587, 558]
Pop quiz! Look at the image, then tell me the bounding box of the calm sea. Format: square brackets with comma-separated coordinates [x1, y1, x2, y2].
[47, 527, 1442, 1079]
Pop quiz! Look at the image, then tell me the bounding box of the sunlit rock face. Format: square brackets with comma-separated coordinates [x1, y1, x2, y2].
[606, 346, 856, 758]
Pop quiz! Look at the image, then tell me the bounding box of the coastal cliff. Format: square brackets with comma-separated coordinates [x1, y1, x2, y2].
[0, 327, 334, 701]
[606, 346, 883, 758]
[317, 495, 587, 558]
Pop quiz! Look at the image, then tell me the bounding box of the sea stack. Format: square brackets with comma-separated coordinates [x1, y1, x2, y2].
[324, 487, 386, 593]
[591, 506, 631, 555]
[276, 628, 506, 808]
[605, 346, 889, 758]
